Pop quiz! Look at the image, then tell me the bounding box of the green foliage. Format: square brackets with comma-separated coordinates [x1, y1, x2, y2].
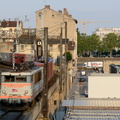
[77, 32, 87, 56]
[63, 51, 72, 63]
[77, 31, 120, 57]
[103, 33, 118, 57]
[77, 31, 100, 56]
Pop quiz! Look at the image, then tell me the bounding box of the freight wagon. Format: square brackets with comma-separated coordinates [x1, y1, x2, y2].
[0, 52, 34, 70]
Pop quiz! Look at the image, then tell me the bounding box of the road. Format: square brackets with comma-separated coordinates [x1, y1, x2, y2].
[68, 70, 92, 100]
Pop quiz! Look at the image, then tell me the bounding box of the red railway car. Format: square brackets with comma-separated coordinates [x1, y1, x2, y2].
[0, 52, 34, 65]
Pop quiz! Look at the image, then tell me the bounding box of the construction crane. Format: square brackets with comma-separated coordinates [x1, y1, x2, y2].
[78, 18, 111, 34]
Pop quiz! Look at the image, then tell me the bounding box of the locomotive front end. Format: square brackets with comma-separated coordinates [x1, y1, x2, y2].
[0, 72, 32, 104]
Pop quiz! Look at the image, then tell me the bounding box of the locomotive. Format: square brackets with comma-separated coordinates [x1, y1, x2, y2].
[0, 66, 43, 109]
[0, 52, 54, 110]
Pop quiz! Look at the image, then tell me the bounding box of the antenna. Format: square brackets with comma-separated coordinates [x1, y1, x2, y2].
[25, 15, 29, 22]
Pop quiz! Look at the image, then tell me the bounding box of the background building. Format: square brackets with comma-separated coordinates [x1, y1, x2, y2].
[36, 5, 78, 78]
[36, 5, 77, 59]
[93, 27, 120, 40]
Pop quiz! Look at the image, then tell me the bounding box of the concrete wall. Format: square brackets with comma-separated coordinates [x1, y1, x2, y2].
[103, 60, 120, 73]
[48, 44, 65, 59]
[88, 74, 120, 98]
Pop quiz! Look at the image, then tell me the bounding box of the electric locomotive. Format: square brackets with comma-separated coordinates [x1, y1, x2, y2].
[0, 66, 43, 108]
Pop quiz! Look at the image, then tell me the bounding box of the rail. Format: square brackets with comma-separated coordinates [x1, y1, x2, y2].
[0, 110, 24, 120]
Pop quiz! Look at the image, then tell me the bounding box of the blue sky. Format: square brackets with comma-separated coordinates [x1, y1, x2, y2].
[0, 0, 120, 35]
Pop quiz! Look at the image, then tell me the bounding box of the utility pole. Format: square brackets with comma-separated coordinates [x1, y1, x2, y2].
[60, 27, 63, 91]
[11, 40, 16, 71]
[42, 27, 48, 118]
[65, 22, 68, 99]
[16, 18, 19, 53]
[11, 19, 19, 71]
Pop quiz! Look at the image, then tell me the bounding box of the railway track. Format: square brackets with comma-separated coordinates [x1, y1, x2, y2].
[0, 110, 24, 120]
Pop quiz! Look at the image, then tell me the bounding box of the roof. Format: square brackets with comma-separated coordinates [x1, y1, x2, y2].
[63, 99, 120, 119]
[1, 66, 43, 76]
[48, 38, 69, 44]
[90, 73, 120, 77]
[62, 98, 120, 107]
[19, 39, 34, 44]
[36, 5, 77, 24]
[64, 108, 120, 119]
[0, 20, 21, 28]
[18, 34, 35, 44]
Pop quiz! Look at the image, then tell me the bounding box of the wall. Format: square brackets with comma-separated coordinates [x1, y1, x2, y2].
[88, 74, 120, 98]
[103, 60, 120, 73]
[36, 6, 77, 61]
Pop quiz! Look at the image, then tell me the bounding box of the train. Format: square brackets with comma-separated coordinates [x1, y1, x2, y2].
[0, 66, 43, 109]
[0, 51, 54, 110]
[0, 52, 34, 70]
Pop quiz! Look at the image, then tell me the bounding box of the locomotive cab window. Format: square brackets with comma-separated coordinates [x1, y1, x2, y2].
[16, 76, 26, 82]
[4, 76, 15, 82]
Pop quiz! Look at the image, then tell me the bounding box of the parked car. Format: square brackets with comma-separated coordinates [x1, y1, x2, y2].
[79, 75, 86, 82]
[80, 70, 86, 75]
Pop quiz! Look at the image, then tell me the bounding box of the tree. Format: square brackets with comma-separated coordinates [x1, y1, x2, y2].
[103, 33, 118, 57]
[77, 32, 87, 56]
[86, 34, 100, 57]
[77, 32, 100, 57]
[63, 51, 72, 63]
[97, 41, 105, 57]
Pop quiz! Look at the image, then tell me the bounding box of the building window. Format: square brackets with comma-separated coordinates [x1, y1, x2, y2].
[14, 29, 17, 33]
[39, 12, 42, 18]
[20, 44, 24, 51]
[52, 14, 54, 17]
[9, 29, 12, 32]
[49, 45, 53, 51]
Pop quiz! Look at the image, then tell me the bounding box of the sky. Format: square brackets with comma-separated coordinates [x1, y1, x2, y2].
[0, 0, 120, 35]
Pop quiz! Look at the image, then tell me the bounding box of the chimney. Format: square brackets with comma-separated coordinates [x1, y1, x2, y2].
[58, 10, 62, 14]
[68, 14, 72, 18]
[63, 8, 68, 15]
[45, 5, 50, 9]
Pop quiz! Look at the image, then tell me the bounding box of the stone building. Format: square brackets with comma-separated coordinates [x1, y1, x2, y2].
[36, 5, 78, 77]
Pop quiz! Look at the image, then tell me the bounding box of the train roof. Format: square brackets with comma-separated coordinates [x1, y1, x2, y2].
[1, 66, 43, 76]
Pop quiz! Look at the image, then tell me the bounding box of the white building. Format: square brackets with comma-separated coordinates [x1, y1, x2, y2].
[93, 27, 120, 40]
[88, 73, 120, 98]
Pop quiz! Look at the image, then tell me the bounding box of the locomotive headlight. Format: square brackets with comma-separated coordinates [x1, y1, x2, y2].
[2, 90, 7, 96]
[25, 90, 28, 94]
[2, 90, 6, 93]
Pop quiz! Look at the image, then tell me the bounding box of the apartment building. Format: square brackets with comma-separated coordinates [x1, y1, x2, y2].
[93, 27, 120, 40]
[0, 20, 35, 55]
[36, 5, 78, 76]
[0, 19, 23, 41]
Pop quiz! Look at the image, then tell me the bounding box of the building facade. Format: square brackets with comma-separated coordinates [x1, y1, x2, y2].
[0, 20, 36, 55]
[36, 5, 78, 77]
[93, 27, 120, 40]
[0, 19, 23, 42]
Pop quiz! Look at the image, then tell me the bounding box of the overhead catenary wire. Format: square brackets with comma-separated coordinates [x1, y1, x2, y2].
[48, 23, 64, 35]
